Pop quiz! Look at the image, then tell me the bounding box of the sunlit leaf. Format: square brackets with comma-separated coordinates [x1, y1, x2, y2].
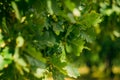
[33, 68, 47, 78]
[80, 11, 101, 29]
[60, 43, 67, 62]
[0, 47, 12, 70]
[11, 1, 21, 20]
[47, 0, 53, 15]
[64, 0, 75, 11]
[64, 64, 80, 78]
[73, 8, 81, 17]
[16, 36, 24, 47]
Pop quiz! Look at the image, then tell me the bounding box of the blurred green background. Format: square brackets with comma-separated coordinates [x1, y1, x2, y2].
[77, 0, 120, 80]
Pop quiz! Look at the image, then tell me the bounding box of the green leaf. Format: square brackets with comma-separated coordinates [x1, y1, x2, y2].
[25, 54, 46, 68]
[67, 13, 76, 23]
[0, 47, 12, 70]
[1, 47, 12, 60]
[80, 28, 96, 43]
[66, 39, 85, 56]
[46, 31, 56, 47]
[52, 68, 65, 80]
[65, 25, 73, 38]
[71, 26, 81, 37]
[40, 31, 56, 47]
[11, 1, 21, 20]
[51, 0, 61, 15]
[15, 58, 27, 67]
[60, 43, 67, 62]
[64, 0, 75, 11]
[24, 44, 46, 63]
[47, 0, 53, 15]
[13, 47, 29, 73]
[64, 64, 80, 78]
[49, 55, 67, 75]
[25, 54, 47, 78]
[0, 55, 4, 70]
[52, 22, 64, 36]
[2, 17, 9, 34]
[80, 11, 101, 29]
